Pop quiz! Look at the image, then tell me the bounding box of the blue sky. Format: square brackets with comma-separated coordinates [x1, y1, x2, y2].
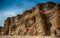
[0, 0, 60, 26]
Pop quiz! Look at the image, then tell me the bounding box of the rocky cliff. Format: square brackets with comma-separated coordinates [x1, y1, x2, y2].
[0, 2, 60, 36]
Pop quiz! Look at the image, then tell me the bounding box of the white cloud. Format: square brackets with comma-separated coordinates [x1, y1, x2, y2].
[3, 11, 17, 17]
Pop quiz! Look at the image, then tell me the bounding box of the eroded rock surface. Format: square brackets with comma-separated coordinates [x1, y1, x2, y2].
[0, 2, 60, 36]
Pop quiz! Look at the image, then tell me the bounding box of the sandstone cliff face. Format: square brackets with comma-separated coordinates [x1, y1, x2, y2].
[0, 2, 60, 36]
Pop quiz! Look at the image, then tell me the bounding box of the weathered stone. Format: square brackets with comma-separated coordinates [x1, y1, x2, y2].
[0, 2, 60, 36]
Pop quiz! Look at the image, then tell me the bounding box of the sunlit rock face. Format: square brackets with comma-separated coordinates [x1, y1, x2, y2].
[0, 2, 60, 36]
